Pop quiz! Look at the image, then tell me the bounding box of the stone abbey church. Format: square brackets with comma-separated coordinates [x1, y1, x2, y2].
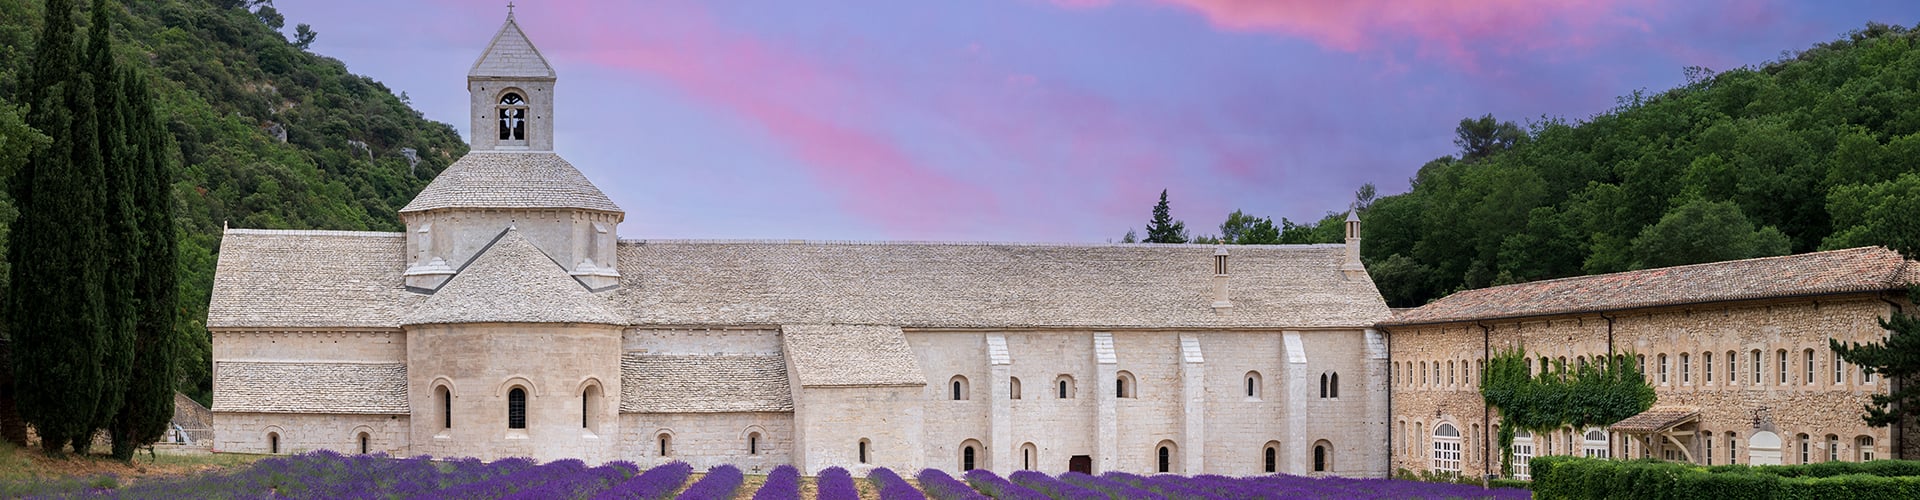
[207, 14, 1918, 478]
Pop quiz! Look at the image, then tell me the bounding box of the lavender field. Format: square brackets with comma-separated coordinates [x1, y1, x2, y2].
[2, 451, 1529, 499]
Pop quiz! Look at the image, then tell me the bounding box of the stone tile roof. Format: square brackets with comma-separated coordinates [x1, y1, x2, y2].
[612, 241, 1392, 329]
[403, 229, 626, 325]
[1610, 406, 1700, 434]
[207, 230, 421, 329]
[172, 393, 213, 431]
[1386, 247, 1919, 326]
[469, 15, 555, 79]
[212, 362, 408, 414]
[620, 354, 793, 413]
[400, 153, 621, 213]
[781, 325, 926, 387]
[210, 235, 1391, 330]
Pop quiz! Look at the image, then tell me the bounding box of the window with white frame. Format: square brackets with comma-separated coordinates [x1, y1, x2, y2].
[1805, 349, 1815, 386]
[1433, 424, 1462, 473]
[1858, 436, 1875, 461]
[1583, 429, 1609, 459]
[1705, 352, 1714, 384]
[1513, 430, 1534, 480]
[1834, 352, 1844, 385]
[1658, 354, 1669, 384]
[1726, 350, 1737, 384]
[1680, 353, 1690, 384]
[1778, 350, 1789, 386]
[1752, 349, 1763, 386]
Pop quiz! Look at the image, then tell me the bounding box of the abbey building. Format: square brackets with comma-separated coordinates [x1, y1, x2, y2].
[206, 13, 1396, 477]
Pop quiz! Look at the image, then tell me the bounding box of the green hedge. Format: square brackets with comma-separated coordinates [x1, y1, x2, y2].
[1531, 456, 1920, 500]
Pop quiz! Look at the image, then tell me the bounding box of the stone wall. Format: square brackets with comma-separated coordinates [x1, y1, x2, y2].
[405, 323, 624, 463]
[619, 412, 793, 473]
[1388, 295, 1902, 478]
[213, 330, 405, 363]
[213, 412, 407, 455]
[788, 385, 927, 475]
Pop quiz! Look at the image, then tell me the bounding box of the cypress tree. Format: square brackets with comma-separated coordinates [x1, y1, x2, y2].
[86, 0, 140, 453]
[12, 0, 111, 456]
[1144, 189, 1188, 244]
[111, 66, 178, 461]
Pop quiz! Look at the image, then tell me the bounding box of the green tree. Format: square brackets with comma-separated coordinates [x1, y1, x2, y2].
[1822, 173, 1920, 257]
[11, 0, 111, 456]
[1825, 174, 1920, 431]
[109, 66, 177, 461]
[84, 0, 139, 454]
[1218, 209, 1279, 244]
[0, 99, 47, 447]
[1143, 189, 1187, 244]
[1628, 199, 1790, 269]
[1454, 114, 1524, 162]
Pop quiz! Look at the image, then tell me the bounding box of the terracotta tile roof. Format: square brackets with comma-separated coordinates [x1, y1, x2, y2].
[1610, 406, 1700, 434]
[620, 354, 793, 413]
[402, 229, 626, 325]
[1386, 247, 1918, 326]
[400, 153, 620, 213]
[212, 362, 408, 414]
[469, 16, 555, 79]
[781, 325, 926, 387]
[207, 230, 421, 329]
[210, 235, 1392, 330]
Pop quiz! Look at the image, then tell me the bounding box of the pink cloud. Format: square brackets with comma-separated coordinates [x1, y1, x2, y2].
[1142, 0, 1659, 68]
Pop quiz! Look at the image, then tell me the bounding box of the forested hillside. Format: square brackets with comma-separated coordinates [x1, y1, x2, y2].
[0, 0, 466, 403]
[1359, 23, 1920, 307]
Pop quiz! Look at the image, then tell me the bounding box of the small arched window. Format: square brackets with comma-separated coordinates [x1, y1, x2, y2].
[1021, 442, 1037, 470]
[497, 92, 527, 142]
[1010, 377, 1022, 400]
[358, 432, 370, 455]
[1797, 433, 1810, 464]
[749, 432, 762, 455]
[1826, 434, 1839, 462]
[582, 384, 602, 429]
[1056, 375, 1075, 399]
[950, 375, 970, 401]
[1312, 441, 1331, 472]
[268, 432, 280, 454]
[1263, 441, 1280, 473]
[1447, 360, 1455, 385]
[507, 387, 527, 429]
[1330, 372, 1339, 398]
[963, 444, 978, 471]
[1116, 371, 1136, 399]
[1246, 371, 1262, 399]
[658, 433, 672, 456]
[858, 439, 871, 463]
[1158, 445, 1172, 473]
[1858, 435, 1876, 461]
[437, 385, 453, 430]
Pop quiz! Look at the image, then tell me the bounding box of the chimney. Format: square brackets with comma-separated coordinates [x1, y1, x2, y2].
[1211, 246, 1232, 311]
[1341, 209, 1365, 279]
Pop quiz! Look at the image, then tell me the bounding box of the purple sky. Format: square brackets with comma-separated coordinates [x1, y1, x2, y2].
[273, 0, 1919, 242]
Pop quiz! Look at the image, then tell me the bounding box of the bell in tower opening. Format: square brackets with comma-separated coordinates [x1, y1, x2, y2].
[498, 92, 527, 141]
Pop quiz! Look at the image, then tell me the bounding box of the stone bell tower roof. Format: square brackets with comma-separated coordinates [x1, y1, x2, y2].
[469, 12, 555, 80]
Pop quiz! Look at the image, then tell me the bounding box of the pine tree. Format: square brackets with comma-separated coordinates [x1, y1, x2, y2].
[1144, 189, 1188, 244]
[111, 66, 180, 461]
[86, 0, 141, 453]
[12, 0, 111, 456]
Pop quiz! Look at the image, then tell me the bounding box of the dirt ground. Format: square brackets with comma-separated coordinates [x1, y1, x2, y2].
[0, 441, 262, 487]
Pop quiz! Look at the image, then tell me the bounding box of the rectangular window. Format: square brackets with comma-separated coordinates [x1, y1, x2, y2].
[1513, 442, 1533, 480]
[1806, 350, 1815, 385]
[1705, 352, 1713, 384]
[1705, 438, 1713, 465]
[1681, 353, 1691, 384]
[1834, 352, 1844, 385]
[1752, 350, 1762, 386]
[1779, 350, 1788, 386]
[1658, 355, 1668, 384]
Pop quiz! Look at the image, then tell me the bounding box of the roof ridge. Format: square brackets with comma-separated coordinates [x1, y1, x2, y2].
[225, 229, 403, 238]
[1462, 247, 1893, 292]
[620, 238, 1345, 250]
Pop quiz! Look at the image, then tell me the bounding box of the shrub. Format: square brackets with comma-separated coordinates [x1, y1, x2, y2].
[817, 467, 861, 500]
[962, 469, 1049, 500]
[916, 468, 987, 500]
[752, 465, 801, 500]
[678, 465, 745, 500]
[1532, 456, 1920, 500]
[867, 467, 927, 500]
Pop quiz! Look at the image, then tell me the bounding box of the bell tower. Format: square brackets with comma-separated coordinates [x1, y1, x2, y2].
[468, 10, 556, 151]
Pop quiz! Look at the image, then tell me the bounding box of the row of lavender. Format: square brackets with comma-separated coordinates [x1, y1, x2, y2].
[12, 451, 1527, 499]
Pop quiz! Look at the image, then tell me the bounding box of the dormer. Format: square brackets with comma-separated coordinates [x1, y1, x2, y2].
[468, 12, 556, 151]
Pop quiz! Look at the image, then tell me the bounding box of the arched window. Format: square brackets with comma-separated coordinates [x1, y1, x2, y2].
[582, 384, 602, 429]
[1680, 353, 1690, 384]
[1116, 371, 1136, 399]
[1526, 357, 1534, 377]
[1447, 360, 1455, 386]
[497, 92, 527, 142]
[1021, 442, 1037, 470]
[268, 432, 280, 454]
[963, 443, 978, 471]
[1419, 361, 1428, 385]
[1056, 375, 1075, 399]
[1330, 372, 1339, 398]
[1512, 430, 1534, 479]
[1826, 434, 1838, 462]
[1796, 433, 1810, 464]
[1319, 373, 1329, 398]
[1010, 377, 1022, 400]
[1158, 445, 1171, 473]
[1727, 432, 1738, 464]
[1263, 441, 1280, 473]
[1858, 435, 1875, 461]
[658, 433, 672, 456]
[1704, 431, 1713, 465]
[950, 375, 970, 401]
[436, 385, 453, 430]
[1805, 349, 1816, 385]
[507, 387, 527, 429]
[358, 432, 370, 455]
[1727, 350, 1737, 384]
[1155, 440, 1177, 473]
[1312, 440, 1331, 472]
[749, 432, 762, 455]
[1704, 352, 1714, 384]
[858, 439, 871, 463]
[1433, 424, 1461, 473]
[1657, 353, 1669, 384]
[1433, 362, 1441, 386]
[1583, 429, 1609, 459]
[1246, 371, 1262, 399]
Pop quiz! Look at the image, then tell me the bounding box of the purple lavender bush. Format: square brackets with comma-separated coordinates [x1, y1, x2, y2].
[1058, 472, 1165, 500]
[914, 468, 988, 500]
[816, 467, 861, 500]
[592, 461, 693, 500]
[677, 464, 746, 500]
[866, 467, 927, 500]
[1007, 470, 1103, 500]
[961, 469, 1049, 500]
[1104, 472, 1220, 500]
[752, 465, 802, 500]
